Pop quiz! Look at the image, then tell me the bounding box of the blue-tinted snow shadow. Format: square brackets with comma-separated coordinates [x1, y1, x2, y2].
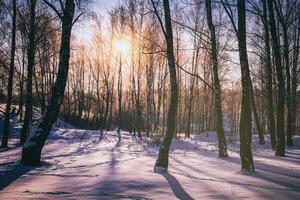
[162, 172, 195, 200]
[94, 138, 159, 199]
[169, 144, 300, 194]
[0, 162, 36, 190]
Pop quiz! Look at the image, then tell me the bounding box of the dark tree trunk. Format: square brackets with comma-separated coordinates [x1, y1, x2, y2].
[136, 99, 142, 137]
[291, 13, 299, 140]
[108, 86, 114, 131]
[18, 48, 26, 122]
[117, 54, 122, 140]
[104, 81, 110, 129]
[205, 0, 228, 157]
[273, 0, 293, 147]
[20, 0, 37, 145]
[237, 0, 255, 172]
[146, 64, 151, 137]
[18, 76, 24, 122]
[283, 27, 293, 146]
[250, 82, 265, 144]
[21, 0, 75, 165]
[186, 87, 194, 138]
[262, 0, 276, 149]
[268, 0, 285, 156]
[154, 0, 178, 172]
[1, 0, 17, 148]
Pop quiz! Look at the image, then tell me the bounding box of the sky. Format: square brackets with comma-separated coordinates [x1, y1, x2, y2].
[92, 0, 119, 12]
[75, 0, 119, 42]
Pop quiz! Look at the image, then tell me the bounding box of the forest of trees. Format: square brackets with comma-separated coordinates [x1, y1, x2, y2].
[0, 0, 299, 173]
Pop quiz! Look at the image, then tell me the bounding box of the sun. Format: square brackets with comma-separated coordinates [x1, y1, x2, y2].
[112, 39, 131, 55]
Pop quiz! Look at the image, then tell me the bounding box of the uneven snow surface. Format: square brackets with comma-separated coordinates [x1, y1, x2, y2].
[0, 128, 300, 199]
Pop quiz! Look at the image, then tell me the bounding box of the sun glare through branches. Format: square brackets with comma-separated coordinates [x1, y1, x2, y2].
[112, 38, 131, 57]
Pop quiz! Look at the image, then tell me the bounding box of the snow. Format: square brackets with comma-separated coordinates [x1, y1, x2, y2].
[0, 128, 300, 199]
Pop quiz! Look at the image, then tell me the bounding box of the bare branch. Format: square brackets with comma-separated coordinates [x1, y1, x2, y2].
[150, 0, 167, 38]
[42, 0, 62, 19]
[220, 0, 238, 36]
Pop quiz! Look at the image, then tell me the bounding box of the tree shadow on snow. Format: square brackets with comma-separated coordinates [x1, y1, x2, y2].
[0, 144, 22, 153]
[162, 172, 195, 200]
[0, 162, 36, 190]
[169, 152, 300, 195]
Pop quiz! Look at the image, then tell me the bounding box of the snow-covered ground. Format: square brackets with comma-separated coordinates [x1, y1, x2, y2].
[0, 128, 300, 199]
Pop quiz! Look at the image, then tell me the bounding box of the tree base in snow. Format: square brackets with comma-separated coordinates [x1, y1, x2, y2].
[240, 168, 255, 175]
[154, 165, 167, 174]
[21, 145, 42, 166]
[286, 139, 294, 147]
[275, 152, 285, 157]
[259, 141, 266, 145]
[219, 152, 229, 158]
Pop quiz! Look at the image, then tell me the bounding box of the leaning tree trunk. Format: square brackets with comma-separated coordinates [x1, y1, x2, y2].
[205, 0, 228, 157]
[154, 0, 179, 172]
[21, 0, 75, 165]
[20, 0, 37, 145]
[237, 0, 254, 172]
[262, 0, 276, 149]
[1, 0, 17, 148]
[268, 0, 285, 156]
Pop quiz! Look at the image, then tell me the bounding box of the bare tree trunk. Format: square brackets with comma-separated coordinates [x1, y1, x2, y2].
[1, 0, 17, 148]
[154, 0, 178, 172]
[283, 26, 293, 147]
[21, 0, 75, 165]
[146, 64, 151, 137]
[250, 81, 265, 144]
[20, 0, 37, 145]
[274, 0, 294, 147]
[104, 80, 110, 129]
[262, 0, 276, 149]
[291, 9, 300, 141]
[205, 0, 228, 157]
[108, 81, 114, 131]
[268, 0, 285, 156]
[18, 47, 26, 122]
[117, 54, 122, 140]
[237, 0, 254, 172]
